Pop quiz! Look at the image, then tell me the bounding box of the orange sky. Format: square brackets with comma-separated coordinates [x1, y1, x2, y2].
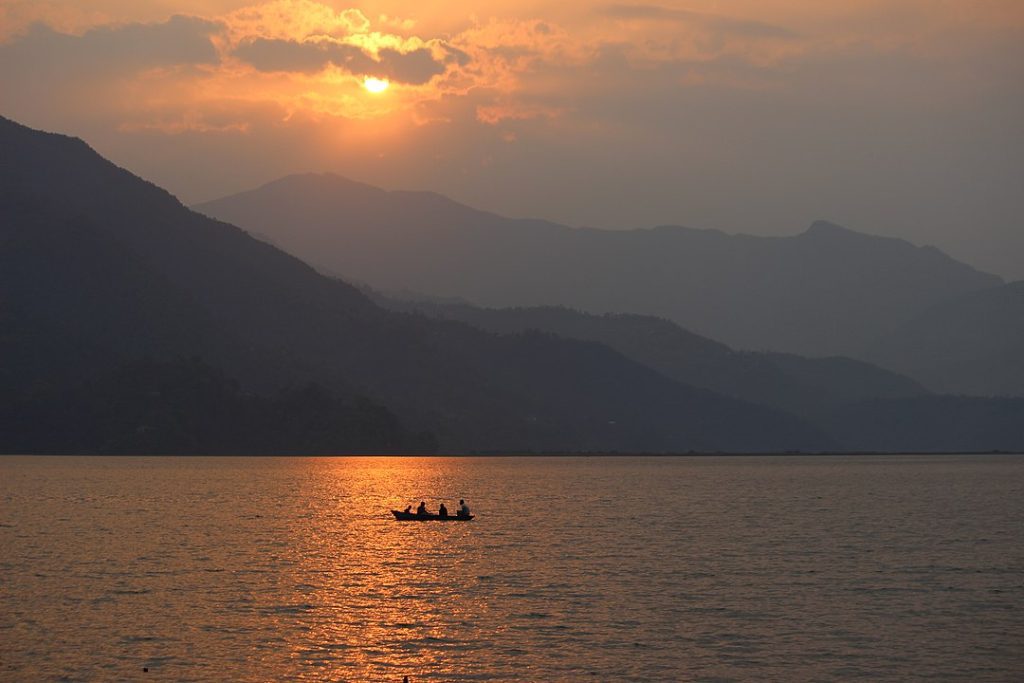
[1, 1, 1022, 277]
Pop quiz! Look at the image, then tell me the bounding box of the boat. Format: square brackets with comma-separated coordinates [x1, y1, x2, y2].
[391, 510, 474, 521]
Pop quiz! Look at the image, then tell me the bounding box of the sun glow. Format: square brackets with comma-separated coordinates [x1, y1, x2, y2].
[363, 77, 390, 93]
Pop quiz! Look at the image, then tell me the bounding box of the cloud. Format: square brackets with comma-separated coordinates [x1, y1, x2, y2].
[233, 37, 374, 73]
[232, 37, 446, 85]
[376, 47, 445, 85]
[222, 0, 370, 41]
[0, 15, 222, 76]
[440, 42, 472, 67]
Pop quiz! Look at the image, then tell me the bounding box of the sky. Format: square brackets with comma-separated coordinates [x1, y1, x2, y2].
[1, 0, 1022, 279]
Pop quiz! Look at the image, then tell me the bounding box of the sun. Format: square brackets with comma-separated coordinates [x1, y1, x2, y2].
[363, 77, 389, 93]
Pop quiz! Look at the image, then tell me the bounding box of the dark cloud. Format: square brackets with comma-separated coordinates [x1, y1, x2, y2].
[440, 42, 472, 67]
[604, 4, 797, 40]
[233, 38, 374, 73]
[0, 15, 222, 77]
[233, 38, 446, 85]
[73, 15, 222, 65]
[377, 48, 445, 85]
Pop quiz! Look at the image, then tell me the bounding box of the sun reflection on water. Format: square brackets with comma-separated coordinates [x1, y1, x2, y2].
[283, 457, 487, 681]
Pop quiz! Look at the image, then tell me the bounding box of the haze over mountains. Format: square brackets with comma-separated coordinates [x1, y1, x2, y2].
[864, 282, 1024, 396]
[3, 115, 1022, 454]
[196, 174, 1003, 359]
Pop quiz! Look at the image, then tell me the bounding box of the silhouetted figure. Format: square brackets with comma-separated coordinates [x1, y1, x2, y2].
[416, 501, 428, 516]
[458, 499, 470, 518]
[403, 505, 411, 514]
[438, 503, 448, 518]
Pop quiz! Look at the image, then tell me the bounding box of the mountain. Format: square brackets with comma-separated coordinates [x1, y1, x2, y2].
[375, 297, 930, 416]
[862, 282, 1024, 396]
[0, 356, 436, 455]
[195, 174, 1002, 357]
[0, 115, 829, 453]
[387, 296, 1024, 452]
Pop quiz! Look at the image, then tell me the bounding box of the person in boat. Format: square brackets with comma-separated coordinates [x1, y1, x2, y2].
[458, 499, 471, 518]
[416, 501, 428, 516]
[438, 502, 449, 518]
[403, 505, 412, 514]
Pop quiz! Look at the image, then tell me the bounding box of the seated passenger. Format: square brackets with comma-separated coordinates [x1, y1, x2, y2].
[438, 503, 449, 518]
[458, 499, 471, 517]
[416, 501, 428, 516]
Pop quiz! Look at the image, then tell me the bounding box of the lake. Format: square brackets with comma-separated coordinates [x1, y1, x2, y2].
[2, 455, 1022, 681]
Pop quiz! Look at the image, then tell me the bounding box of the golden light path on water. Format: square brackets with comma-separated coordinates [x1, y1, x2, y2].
[2, 455, 1023, 681]
[284, 458, 487, 679]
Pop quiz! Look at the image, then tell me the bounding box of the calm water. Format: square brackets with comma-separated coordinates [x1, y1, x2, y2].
[1, 455, 1022, 682]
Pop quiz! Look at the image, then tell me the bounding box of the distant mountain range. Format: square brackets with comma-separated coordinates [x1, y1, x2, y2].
[375, 296, 930, 417]
[3, 115, 1021, 453]
[864, 281, 1024, 396]
[195, 174, 1003, 358]
[1, 115, 829, 454]
[377, 296, 1024, 451]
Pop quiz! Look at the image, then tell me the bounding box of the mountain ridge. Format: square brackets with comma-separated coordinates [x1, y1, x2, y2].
[196, 173, 1002, 357]
[374, 295, 930, 417]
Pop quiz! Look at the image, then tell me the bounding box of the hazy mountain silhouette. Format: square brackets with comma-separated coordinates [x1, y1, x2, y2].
[1, 115, 831, 453]
[379, 296, 1024, 451]
[862, 281, 1024, 396]
[376, 297, 929, 416]
[816, 396, 1024, 453]
[196, 174, 1002, 356]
